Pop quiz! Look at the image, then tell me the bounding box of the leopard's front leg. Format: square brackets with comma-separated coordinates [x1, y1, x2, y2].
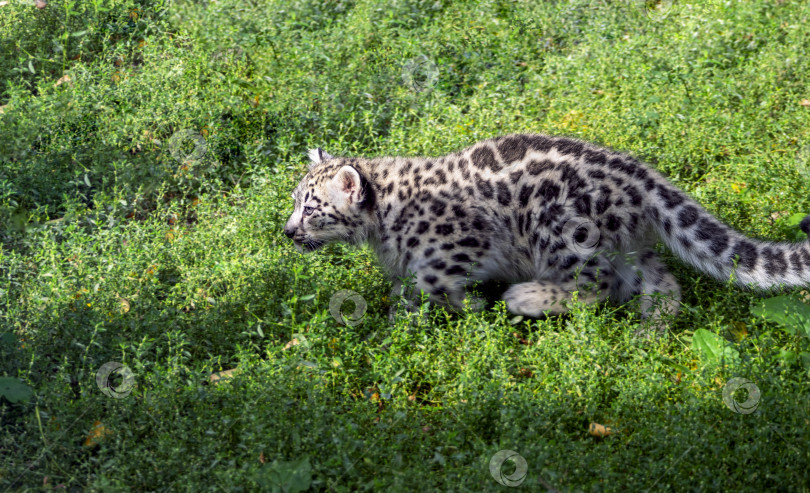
[388, 265, 485, 321]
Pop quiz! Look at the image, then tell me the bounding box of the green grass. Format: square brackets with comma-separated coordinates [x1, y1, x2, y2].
[2, 0, 810, 490]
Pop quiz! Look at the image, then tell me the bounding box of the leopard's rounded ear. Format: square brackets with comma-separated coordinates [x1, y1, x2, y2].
[308, 148, 333, 168]
[330, 165, 363, 206]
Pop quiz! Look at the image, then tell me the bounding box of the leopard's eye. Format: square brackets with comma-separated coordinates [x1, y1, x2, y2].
[303, 206, 315, 216]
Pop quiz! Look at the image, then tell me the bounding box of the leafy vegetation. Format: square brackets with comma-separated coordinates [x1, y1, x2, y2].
[2, 0, 810, 490]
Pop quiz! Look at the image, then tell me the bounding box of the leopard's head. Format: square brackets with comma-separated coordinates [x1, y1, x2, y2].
[284, 148, 376, 253]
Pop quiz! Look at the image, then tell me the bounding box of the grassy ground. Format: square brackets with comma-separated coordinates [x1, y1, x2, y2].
[2, 0, 810, 490]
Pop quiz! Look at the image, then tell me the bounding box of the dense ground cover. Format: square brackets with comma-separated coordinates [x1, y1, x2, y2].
[1, 0, 810, 490]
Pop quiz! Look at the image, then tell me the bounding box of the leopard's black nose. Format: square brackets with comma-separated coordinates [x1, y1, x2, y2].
[283, 227, 296, 239]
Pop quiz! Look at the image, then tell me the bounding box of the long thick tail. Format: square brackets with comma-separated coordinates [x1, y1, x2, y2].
[647, 182, 810, 289]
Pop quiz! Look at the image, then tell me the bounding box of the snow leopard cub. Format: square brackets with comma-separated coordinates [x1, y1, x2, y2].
[284, 134, 810, 328]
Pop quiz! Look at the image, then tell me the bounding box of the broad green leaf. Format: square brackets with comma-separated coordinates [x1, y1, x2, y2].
[692, 329, 739, 364]
[751, 296, 810, 337]
[785, 213, 807, 227]
[778, 349, 798, 365]
[783, 213, 808, 241]
[0, 377, 34, 403]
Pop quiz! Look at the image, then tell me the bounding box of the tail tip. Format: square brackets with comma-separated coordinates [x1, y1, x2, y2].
[800, 214, 810, 237]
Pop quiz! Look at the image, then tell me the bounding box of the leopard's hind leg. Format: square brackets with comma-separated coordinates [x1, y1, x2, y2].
[637, 250, 681, 322]
[610, 248, 681, 335]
